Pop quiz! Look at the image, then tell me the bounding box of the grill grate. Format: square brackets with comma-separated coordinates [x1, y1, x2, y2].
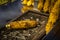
[0, 10, 49, 40]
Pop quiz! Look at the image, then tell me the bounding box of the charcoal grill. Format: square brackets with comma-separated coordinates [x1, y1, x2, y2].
[0, 10, 49, 40]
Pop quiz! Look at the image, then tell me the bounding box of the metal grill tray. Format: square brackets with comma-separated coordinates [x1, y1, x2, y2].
[0, 10, 49, 40]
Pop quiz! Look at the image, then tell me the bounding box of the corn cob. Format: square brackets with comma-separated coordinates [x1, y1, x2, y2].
[37, 0, 45, 11]
[21, 5, 33, 13]
[22, 0, 28, 5]
[49, 0, 57, 12]
[46, 0, 60, 34]
[43, 0, 51, 12]
[6, 19, 38, 29]
[21, 6, 29, 13]
[27, 0, 34, 6]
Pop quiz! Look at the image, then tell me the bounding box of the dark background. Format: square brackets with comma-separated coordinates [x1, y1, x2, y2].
[0, 0, 22, 27]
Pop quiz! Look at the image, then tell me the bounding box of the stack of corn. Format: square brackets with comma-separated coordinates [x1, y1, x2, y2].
[38, 0, 60, 34]
[37, 0, 60, 34]
[46, 0, 60, 34]
[21, 0, 34, 13]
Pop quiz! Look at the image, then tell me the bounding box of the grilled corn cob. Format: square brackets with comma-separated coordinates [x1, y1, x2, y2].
[6, 19, 38, 29]
[21, 5, 29, 13]
[27, 0, 34, 6]
[21, 0, 34, 13]
[49, 0, 57, 12]
[22, 0, 28, 5]
[0, 0, 16, 5]
[21, 5, 33, 13]
[37, 0, 45, 11]
[46, 0, 60, 34]
[11, 0, 16, 2]
[43, 0, 51, 12]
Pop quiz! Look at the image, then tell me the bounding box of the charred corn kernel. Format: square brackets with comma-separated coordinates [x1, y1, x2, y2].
[46, 0, 60, 34]
[22, 0, 28, 5]
[43, 0, 51, 12]
[6, 20, 38, 29]
[49, 0, 57, 12]
[27, 0, 34, 6]
[37, 0, 44, 11]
